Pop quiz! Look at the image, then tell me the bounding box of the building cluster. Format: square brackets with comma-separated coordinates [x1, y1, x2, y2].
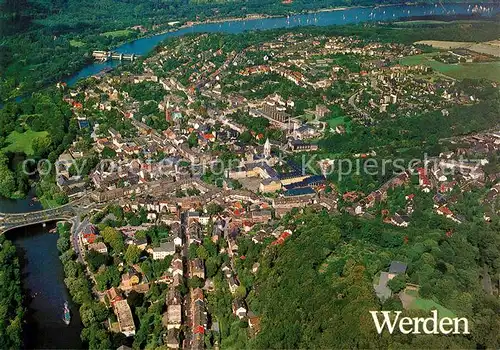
[54, 29, 500, 348]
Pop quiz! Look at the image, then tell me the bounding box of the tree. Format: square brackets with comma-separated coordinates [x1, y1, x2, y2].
[101, 146, 116, 159]
[234, 285, 247, 299]
[188, 132, 198, 148]
[196, 245, 209, 260]
[239, 131, 252, 144]
[0, 153, 16, 198]
[81, 323, 112, 350]
[101, 227, 125, 254]
[54, 191, 69, 205]
[95, 266, 121, 291]
[57, 234, 70, 253]
[189, 244, 199, 260]
[206, 258, 219, 278]
[124, 245, 142, 265]
[60, 249, 76, 264]
[86, 250, 109, 272]
[63, 260, 80, 279]
[188, 276, 204, 289]
[31, 135, 52, 157]
[0, 237, 23, 349]
[206, 203, 223, 216]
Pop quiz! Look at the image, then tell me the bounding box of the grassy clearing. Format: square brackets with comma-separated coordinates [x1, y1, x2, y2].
[400, 54, 500, 82]
[326, 116, 345, 128]
[102, 29, 133, 38]
[410, 297, 456, 318]
[40, 197, 58, 209]
[3, 129, 49, 155]
[326, 116, 352, 134]
[69, 39, 85, 47]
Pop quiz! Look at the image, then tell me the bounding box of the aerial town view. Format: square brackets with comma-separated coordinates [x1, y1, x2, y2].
[0, 0, 499, 349]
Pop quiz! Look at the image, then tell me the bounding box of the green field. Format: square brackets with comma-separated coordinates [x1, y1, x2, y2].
[400, 54, 500, 82]
[410, 297, 456, 318]
[102, 29, 133, 38]
[69, 39, 85, 47]
[326, 116, 352, 134]
[3, 130, 49, 155]
[40, 197, 59, 209]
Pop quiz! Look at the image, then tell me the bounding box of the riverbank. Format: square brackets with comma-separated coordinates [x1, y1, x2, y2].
[10, 226, 84, 349]
[0, 192, 83, 349]
[0, 236, 24, 349]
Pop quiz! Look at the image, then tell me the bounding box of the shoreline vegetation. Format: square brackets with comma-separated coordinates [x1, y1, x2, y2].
[56, 221, 113, 349]
[0, 235, 24, 349]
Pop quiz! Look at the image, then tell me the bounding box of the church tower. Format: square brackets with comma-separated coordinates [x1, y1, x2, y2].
[263, 138, 271, 158]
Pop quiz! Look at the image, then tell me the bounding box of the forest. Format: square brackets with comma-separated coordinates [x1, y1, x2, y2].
[242, 203, 500, 348]
[0, 88, 78, 201]
[0, 236, 24, 349]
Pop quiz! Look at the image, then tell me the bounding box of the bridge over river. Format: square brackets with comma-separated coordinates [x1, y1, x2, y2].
[0, 198, 97, 234]
[92, 51, 139, 62]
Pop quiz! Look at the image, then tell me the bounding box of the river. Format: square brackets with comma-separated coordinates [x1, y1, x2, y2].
[0, 194, 84, 349]
[64, 3, 499, 86]
[1, 2, 498, 348]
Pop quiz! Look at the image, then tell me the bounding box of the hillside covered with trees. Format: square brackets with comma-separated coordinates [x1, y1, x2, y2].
[244, 206, 500, 348]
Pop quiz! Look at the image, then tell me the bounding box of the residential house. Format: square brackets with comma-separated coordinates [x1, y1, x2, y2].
[417, 167, 432, 192]
[190, 258, 205, 279]
[188, 222, 203, 245]
[113, 300, 136, 337]
[106, 287, 123, 306]
[88, 242, 108, 254]
[390, 212, 410, 227]
[251, 210, 272, 224]
[125, 237, 148, 251]
[120, 271, 140, 291]
[165, 329, 180, 349]
[374, 261, 407, 301]
[169, 254, 183, 277]
[248, 315, 261, 336]
[165, 289, 182, 329]
[81, 225, 98, 245]
[228, 275, 240, 294]
[151, 241, 176, 260]
[232, 298, 247, 319]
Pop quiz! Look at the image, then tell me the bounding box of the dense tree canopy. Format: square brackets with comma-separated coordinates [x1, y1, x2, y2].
[0, 237, 24, 349]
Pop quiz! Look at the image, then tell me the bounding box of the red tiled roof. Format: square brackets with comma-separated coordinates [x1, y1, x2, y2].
[437, 206, 453, 216]
[194, 325, 205, 334]
[83, 233, 97, 244]
[271, 231, 292, 246]
[417, 167, 431, 186]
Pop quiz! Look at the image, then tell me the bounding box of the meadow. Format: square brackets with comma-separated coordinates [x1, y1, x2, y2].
[3, 130, 50, 156]
[400, 54, 500, 82]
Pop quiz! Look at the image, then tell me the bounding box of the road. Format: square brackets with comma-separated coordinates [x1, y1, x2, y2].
[348, 88, 369, 118]
[70, 216, 91, 263]
[181, 212, 194, 349]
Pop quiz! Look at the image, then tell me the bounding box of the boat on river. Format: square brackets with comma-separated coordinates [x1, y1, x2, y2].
[63, 301, 71, 325]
